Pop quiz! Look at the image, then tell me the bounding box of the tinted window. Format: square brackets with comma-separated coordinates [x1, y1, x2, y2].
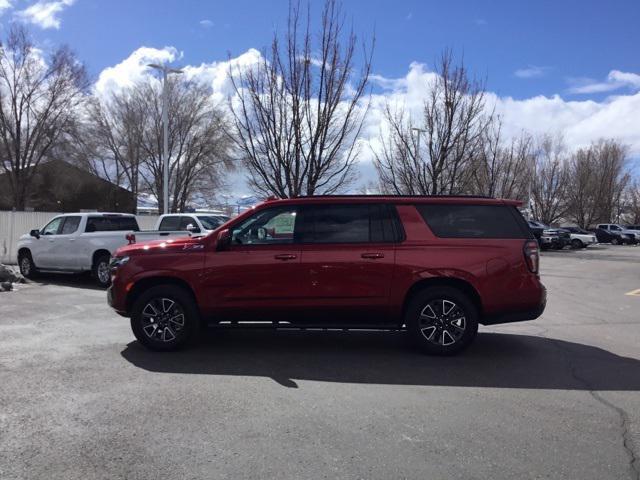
[158, 217, 181, 231]
[86, 216, 139, 232]
[305, 205, 369, 243]
[198, 216, 224, 230]
[178, 216, 197, 231]
[60, 216, 81, 234]
[416, 204, 529, 239]
[370, 204, 403, 242]
[112, 217, 139, 231]
[298, 204, 402, 244]
[42, 217, 63, 235]
[231, 207, 298, 245]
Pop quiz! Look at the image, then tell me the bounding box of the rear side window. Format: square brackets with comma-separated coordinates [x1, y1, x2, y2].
[159, 217, 181, 231]
[416, 204, 530, 239]
[310, 204, 369, 243]
[86, 216, 139, 232]
[60, 216, 81, 234]
[300, 204, 403, 244]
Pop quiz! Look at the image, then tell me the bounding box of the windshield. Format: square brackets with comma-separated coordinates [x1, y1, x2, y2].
[197, 216, 225, 230]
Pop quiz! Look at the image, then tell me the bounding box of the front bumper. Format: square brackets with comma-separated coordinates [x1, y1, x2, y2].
[107, 278, 129, 317]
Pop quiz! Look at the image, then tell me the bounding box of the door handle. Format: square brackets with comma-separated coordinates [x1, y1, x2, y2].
[361, 252, 384, 259]
[274, 253, 297, 260]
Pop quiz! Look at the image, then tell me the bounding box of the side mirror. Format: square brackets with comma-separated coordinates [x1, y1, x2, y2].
[216, 229, 231, 251]
[186, 223, 201, 234]
[30, 229, 40, 239]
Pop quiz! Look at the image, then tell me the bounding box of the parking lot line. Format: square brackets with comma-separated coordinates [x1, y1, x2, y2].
[624, 288, 640, 296]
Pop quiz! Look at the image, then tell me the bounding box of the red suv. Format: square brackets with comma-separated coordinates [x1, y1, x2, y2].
[108, 196, 545, 355]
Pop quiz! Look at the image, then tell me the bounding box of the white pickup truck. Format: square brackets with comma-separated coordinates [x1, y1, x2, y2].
[16, 213, 190, 287]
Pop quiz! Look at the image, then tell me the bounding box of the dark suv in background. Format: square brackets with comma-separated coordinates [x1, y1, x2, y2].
[108, 196, 546, 355]
[527, 220, 570, 250]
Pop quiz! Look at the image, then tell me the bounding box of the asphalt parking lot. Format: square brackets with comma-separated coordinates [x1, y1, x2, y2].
[1, 245, 639, 480]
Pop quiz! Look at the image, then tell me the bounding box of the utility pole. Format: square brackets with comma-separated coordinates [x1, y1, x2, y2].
[411, 128, 427, 165]
[147, 63, 183, 214]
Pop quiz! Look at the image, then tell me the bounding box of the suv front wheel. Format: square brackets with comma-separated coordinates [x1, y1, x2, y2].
[131, 285, 201, 351]
[405, 286, 478, 355]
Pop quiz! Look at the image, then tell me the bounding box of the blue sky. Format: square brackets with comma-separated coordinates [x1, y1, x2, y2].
[2, 0, 639, 194]
[14, 0, 639, 100]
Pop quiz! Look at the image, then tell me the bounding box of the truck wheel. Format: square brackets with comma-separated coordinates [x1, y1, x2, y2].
[130, 285, 201, 351]
[571, 239, 583, 249]
[611, 238, 620, 245]
[405, 286, 478, 355]
[92, 254, 112, 288]
[18, 252, 38, 279]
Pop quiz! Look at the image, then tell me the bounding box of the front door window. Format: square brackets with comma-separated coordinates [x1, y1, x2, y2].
[42, 217, 63, 235]
[231, 207, 298, 245]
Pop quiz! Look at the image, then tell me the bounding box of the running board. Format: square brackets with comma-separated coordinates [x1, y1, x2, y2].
[205, 320, 404, 331]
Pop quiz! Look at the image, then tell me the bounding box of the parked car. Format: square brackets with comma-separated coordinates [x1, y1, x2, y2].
[17, 213, 190, 287]
[589, 228, 636, 245]
[152, 213, 229, 235]
[108, 195, 547, 355]
[596, 224, 640, 242]
[527, 220, 570, 250]
[561, 227, 598, 249]
[625, 225, 640, 233]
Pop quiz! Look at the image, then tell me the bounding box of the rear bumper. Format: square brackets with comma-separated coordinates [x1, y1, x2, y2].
[481, 284, 547, 325]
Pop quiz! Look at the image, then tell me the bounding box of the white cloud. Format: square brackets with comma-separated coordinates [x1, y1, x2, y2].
[199, 19, 213, 28]
[16, 0, 75, 29]
[0, 0, 12, 15]
[94, 46, 182, 97]
[514, 65, 548, 79]
[94, 46, 263, 105]
[94, 50, 640, 194]
[568, 70, 640, 94]
[364, 62, 640, 160]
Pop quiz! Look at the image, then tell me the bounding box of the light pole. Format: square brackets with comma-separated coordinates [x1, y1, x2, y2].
[147, 63, 183, 214]
[411, 127, 427, 163]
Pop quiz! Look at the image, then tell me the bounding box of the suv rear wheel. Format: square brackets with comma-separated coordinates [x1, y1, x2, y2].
[130, 285, 200, 351]
[405, 286, 478, 355]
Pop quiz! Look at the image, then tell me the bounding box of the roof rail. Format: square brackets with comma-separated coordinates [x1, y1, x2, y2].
[293, 194, 495, 199]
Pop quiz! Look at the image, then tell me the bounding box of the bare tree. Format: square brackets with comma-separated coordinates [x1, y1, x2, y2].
[627, 180, 640, 225]
[135, 78, 233, 212]
[530, 135, 570, 225]
[469, 120, 534, 200]
[229, 0, 373, 198]
[0, 25, 88, 210]
[374, 50, 489, 195]
[564, 140, 630, 227]
[69, 91, 146, 204]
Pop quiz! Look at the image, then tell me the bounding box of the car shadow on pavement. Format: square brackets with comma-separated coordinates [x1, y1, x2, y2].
[28, 272, 104, 291]
[120, 331, 640, 390]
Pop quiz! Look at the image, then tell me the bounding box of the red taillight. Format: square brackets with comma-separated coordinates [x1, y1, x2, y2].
[523, 240, 539, 274]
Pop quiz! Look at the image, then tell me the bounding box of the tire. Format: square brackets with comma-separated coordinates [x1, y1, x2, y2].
[405, 286, 479, 355]
[130, 285, 201, 351]
[92, 254, 111, 288]
[571, 239, 583, 249]
[18, 251, 38, 279]
[611, 238, 620, 246]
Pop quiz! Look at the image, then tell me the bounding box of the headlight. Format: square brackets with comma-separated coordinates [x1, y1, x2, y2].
[110, 256, 130, 268]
